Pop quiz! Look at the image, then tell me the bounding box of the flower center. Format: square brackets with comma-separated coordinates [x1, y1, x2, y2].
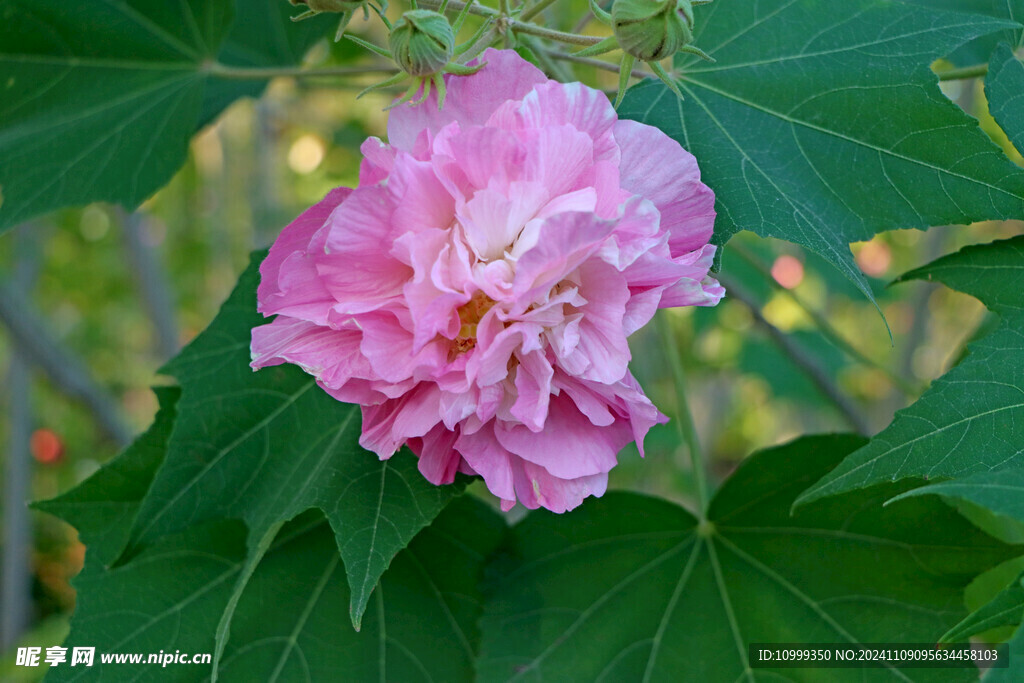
[452, 290, 497, 355]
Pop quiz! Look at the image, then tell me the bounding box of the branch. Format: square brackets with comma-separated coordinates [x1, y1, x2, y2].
[1, 228, 37, 651]
[935, 63, 987, 81]
[205, 62, 398, 80]
[728, 243, 922, 396]
[718, 275, 872, 436]
[0, 282, 132, 445]
[120, 211, 180, 361]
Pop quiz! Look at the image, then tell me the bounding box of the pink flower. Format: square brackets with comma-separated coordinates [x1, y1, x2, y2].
[251, 49, 723, 513]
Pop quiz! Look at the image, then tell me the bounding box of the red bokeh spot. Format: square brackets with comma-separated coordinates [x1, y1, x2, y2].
[771, 255, 805, 289]
[31, 428, 64, 465]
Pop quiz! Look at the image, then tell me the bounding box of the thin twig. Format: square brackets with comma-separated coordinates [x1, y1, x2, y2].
[935, 62, 987, 81]
[657, 314, 710, 517]
[206, 62, 398, 80]
[421, 0, 502, 19]
[719, 275, 872, 436]
[0, 282, 132, 445]
[120, 211, 179, 361]
[728, 243, 922, 396]
[542, 48, 649, 78]
[522, 36, 575, 81]
[1, 228, 37, 652]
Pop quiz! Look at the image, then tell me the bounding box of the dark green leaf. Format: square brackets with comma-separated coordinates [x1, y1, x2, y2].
[48, 518, 247, 683]
[899, 0, 1023, 66]
[986, 43, 1024, 156]
[0, 0, 332, 233]
[796, 237, 1024, 507]
[50, 495, 504, 682]
[941, 571, 1024, 643]
[198, 0, 336, 127]
[619, 0, 1024, 303]
[32, 386, 179, 565]
[478, 435, 1013, 682]
[124, 252, 464, 629]
[218, 496, 506, 682]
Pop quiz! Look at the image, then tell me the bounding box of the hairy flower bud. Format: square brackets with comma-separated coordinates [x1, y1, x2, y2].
[612, 0, 694, 62]
[389, 10, 455, 77]
[289, 0, 366, 12]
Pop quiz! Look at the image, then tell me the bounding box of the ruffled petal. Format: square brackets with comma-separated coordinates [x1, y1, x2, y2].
[614, 119, 716, 256]
[388, 48, 549, 151]
[258, 187, 351, 321]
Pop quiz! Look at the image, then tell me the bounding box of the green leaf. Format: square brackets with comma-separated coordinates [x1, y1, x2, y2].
[619, 0, 1024, 304]
[0, 0, 332, 233]
[198, 0, 336, 127]
[941, 571, 1024, 643]
[985, 622, 1024, 682]
[32, 386, 179, 566]
[123, 252, 464, 630]
[900, 0, 1023, 66]
[49, 496, 504, 682]
[47, 519, 247, 683]
[986, 42, 1024, 156]
[890, 469, 1024, 532]
[478, 435, 1014, 682]
[218, 496, 505, 682]
[796, 237, 1024, 507]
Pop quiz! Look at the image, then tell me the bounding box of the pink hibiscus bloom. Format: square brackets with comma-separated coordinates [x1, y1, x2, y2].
[251, 49, 723, 513]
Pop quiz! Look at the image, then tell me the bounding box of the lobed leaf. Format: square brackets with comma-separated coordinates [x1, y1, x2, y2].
[47, 492, 503, 682]
[0, 0, 334, 233]
[619, 0, 1024, 304]
[796, 237, 1024, 507]
[899, 0, 1023, 67]
[120, 252, 464, 630]
[477, 435, 1014, 682]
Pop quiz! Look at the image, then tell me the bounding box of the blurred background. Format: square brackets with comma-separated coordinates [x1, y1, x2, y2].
[0, 21, 1021, 679]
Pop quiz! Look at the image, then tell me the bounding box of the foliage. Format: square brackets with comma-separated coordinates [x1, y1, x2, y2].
[797, 237, 1024, 505]
[3, 0, 1024, 680]
[619, 0, 1024, 303]
[477, 435, 1013, 682]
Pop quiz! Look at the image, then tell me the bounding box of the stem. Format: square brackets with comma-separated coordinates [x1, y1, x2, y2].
[500, 0, 514, 47]
[422, 0, 605, 46]
[935, 62, 987, 81]
[509, 21, 604, 46]
[422, 0, 498, 18]
[542, 49, 650, 78]
[458, 24, 499, 62]
[522, 36, 575, 81]
[729, 244, 922, 396]
[205, 62, 398, 80]
[719, 275, 872, 436]
[656, 313, 709, 518]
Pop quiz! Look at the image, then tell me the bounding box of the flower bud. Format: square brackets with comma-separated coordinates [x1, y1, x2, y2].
[612, 0, 694, 62]
[289, 0, 366, 12]
[388, 10, 455, 77]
